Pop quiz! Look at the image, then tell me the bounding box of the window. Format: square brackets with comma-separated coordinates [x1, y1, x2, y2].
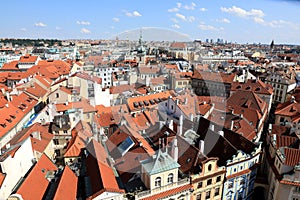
[215, 187, 220, 196]
[55, 149, 61, 157]
[217, 176, 221, 182]
[155, 177, 161, 187]
[197, 182, 203, 188]
[53, 139, 59, 145]
[208, 164, 212, 171]
[206, 191, 211, 199]
[295, 187, 300, 193]
[228, 182, 233, 189]
[167, 173, 174, 183]
[207, 179, 212, 185]
[63, 130, 68, 134]
[56, 93, 59, 98]
[196, 194, 201, 200]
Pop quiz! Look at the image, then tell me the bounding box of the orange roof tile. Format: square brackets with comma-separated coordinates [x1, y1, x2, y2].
[140, 184, 192, 200]
[283, 148, 300, 166]
[17, 154, 58, 200]
[1, 61, 19, 70]
[192, 70, 235, 84]
[19, 55, 38, 63]
[127, 91, 174, 112]
[64, 135, 85, 157]
[86, 139, 124, 198]
[53, 166, 78, 200]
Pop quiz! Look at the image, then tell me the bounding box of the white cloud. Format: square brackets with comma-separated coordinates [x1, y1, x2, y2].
[176, 3, 182, 8]
[267, 20, 299, 29]
[168, 7, 179, 12]
[198, 24, 218, 31]
[126, 11, 142, 17]
[176, 13, 187, 21]
[35, 22, 47, 27]
[80, 28, 91, 34]
[199, 8, 207, 12]
[111, 26, 115, 29]
[112, 18, 120, 22]
[221, 6, 264, 19]
[76, 21, 90, 25]
[184, 2, 196, 10]
[217, 18, 231, 23]
[20, 28, 27, 32]
[188, 16, 196, 22]
[171, 18, 179, 23]
[172, 24, 181, 29]
[254, 17, 264, 24]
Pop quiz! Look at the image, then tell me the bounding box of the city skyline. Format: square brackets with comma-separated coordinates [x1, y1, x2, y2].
[1, 0, 300, 44]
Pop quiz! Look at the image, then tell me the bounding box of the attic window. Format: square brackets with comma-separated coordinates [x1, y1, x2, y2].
[143, 100, 149, 106]
[10, 115, 16, 119]
[186, 158, 191, 163]
[133, 102, 139, 108]
[0, 123, 6, 128]
[149, 99, 155, 105]
[139, 101, 144, 107]
[245, 86, 251, 90]
[6, 118, 12, 123]
[236, 85, 241, 89]
[255, 87, 261, 91]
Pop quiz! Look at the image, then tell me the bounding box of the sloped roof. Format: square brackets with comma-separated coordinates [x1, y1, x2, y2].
[17, 154, 58, 200]
[53, 166, 78, 200]
[141, 150, 180, 175]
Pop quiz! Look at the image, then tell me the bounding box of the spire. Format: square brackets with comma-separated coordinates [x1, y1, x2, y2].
[139, 29, 143, 45]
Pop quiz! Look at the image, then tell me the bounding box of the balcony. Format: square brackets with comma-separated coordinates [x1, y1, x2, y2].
[135, 178, 190, 199]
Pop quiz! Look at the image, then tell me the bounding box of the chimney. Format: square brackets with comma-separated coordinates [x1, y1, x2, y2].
[168, 119, 174, 131]
[230, 120, 234, 131]
[31, 131, 41, 140]
[210, 124, 214, 132]
[177, 115, 183, 136]
[184, 97, 188, 105]
[6, 92, 10, 102]
[199, 140, 205, 154]
[218, 130, 224, 137]
[171, 138, 178, 162]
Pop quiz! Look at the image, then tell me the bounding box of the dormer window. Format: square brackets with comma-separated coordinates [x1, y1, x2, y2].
[167, 173, 174, 183]
[154, 177, 161, 187]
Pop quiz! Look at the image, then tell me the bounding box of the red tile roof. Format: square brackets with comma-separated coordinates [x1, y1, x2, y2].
[19, 55, 38, 63]
[17, 154, 58, 200]
[283, 148, 300, 166]
[53, 166, 78, 200]
[140, 184, 192, 200]
[1, 61, 19, 70]
[64, 135, 85, 158]
[170, 42, 187, 49]
[86, 139, 124, 198]
[231, 79, 273, 95]
[192, 70, 235, 84]
[127, 91, 174, 112]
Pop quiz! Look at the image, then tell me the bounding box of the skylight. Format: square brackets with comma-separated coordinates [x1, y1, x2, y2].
[118, 136, 135, 156]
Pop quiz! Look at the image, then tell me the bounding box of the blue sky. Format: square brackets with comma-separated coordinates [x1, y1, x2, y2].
[1, 0, 300, 44]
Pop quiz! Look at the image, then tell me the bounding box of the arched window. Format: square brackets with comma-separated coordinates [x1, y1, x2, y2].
[167, 173, 174, 183]
[155, 177, 161, 187]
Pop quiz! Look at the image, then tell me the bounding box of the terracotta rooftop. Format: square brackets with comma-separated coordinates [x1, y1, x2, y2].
[231, 79, 273, 95]
[19, 54, 38, 63]
[192, 70, 235, 84]
[53, 166, 78, 200]
[16, 154, 58, 200]
[127, 90, 174, 112]
[283, 147, 300, 166]
[85, 139, 124, 198]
